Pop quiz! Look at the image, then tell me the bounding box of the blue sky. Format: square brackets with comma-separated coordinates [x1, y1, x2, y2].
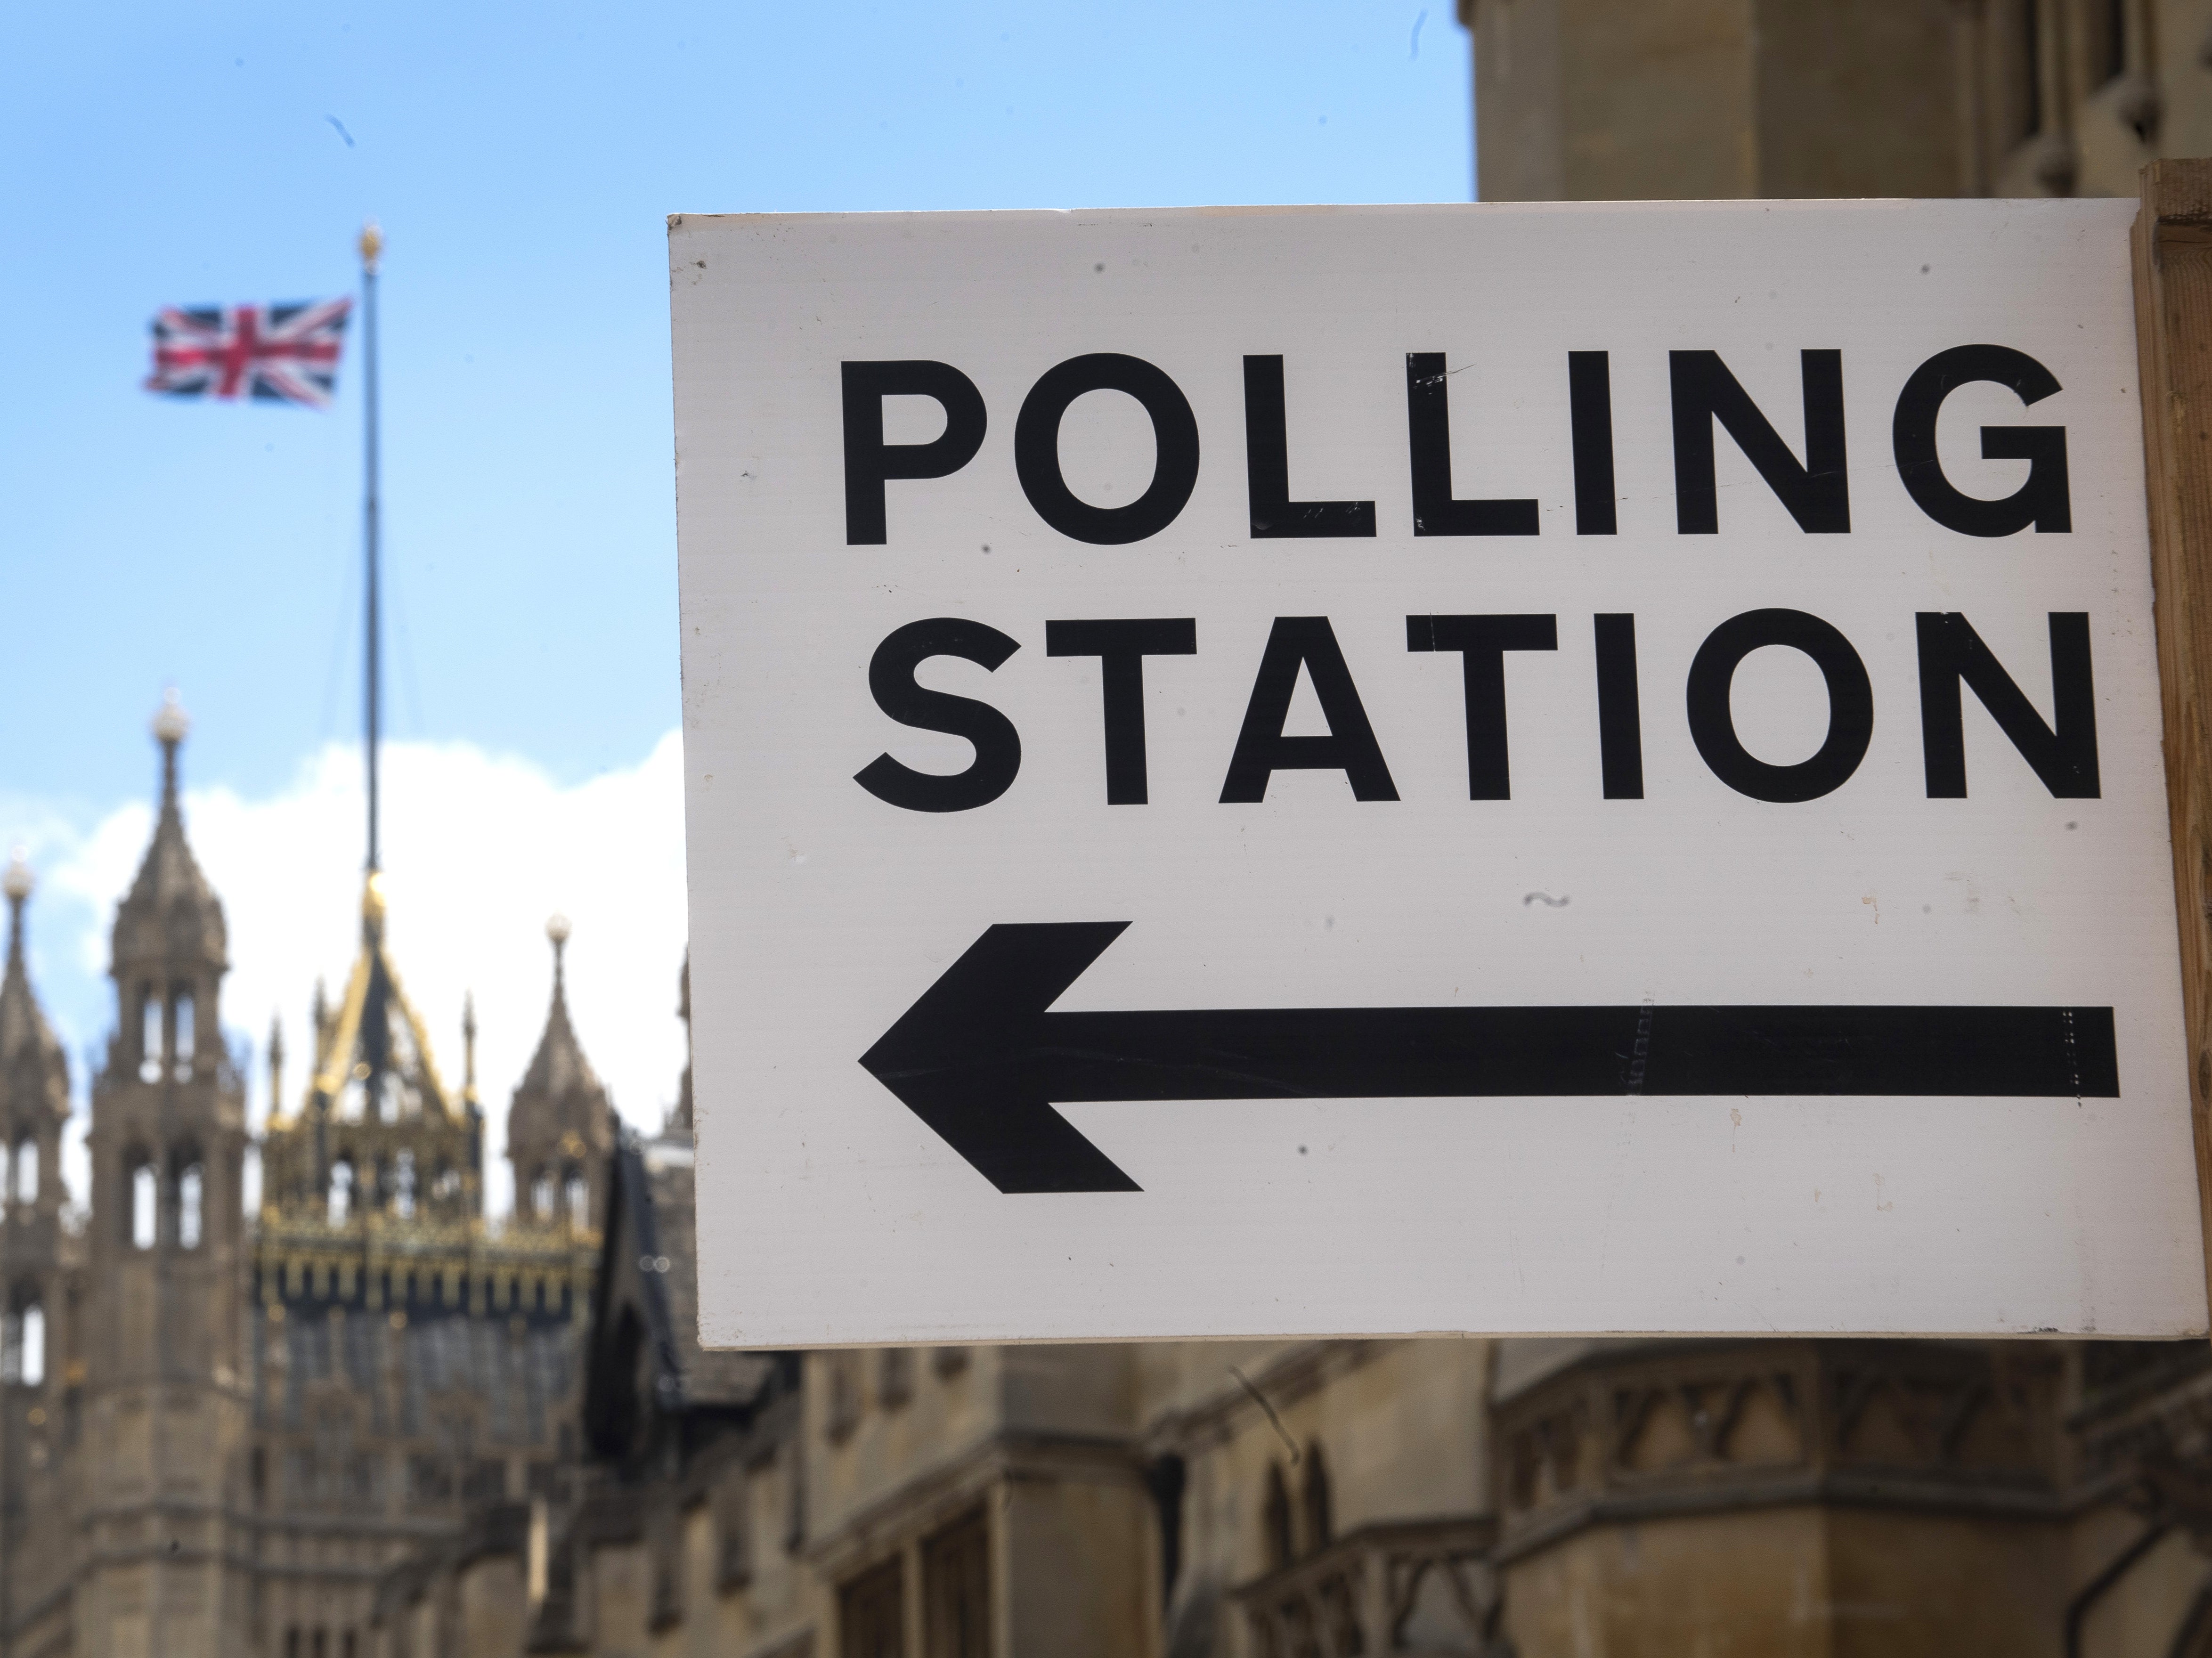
[0, 0, 1471, 1196]
[3, 0, 1472, 806]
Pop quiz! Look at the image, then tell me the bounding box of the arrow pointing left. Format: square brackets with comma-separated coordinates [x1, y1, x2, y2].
[858, 923, 2120, 1195]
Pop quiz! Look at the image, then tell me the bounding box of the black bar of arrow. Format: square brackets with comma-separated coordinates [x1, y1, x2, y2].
[857, 922, 2120, 1195]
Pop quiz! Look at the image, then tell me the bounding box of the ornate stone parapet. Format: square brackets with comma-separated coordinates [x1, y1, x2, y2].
[1230, 1516, 1504, 1658]
[1493, 1338, 2066, 1560]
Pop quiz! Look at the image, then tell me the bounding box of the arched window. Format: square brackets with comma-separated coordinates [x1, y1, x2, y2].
[21, 1303, 44, 1388]
[564, 1169, 589, 1229]
[878, 1347, 914, 1409]
[172, 988, 195, 1078]
[1300, 1441, 1332, 1553]
[1263, 1461, 1293, 1570]
[130, 1162, 157, 1251]
[327, 1161, 354, 1227]
[393, 1150, 416, 1221]
[178, 1164, 204, 1250]
[14, 1139, 36, 1207]
[822, 1347, 861, 1445]
[716, 1465, 753, 1589]
[139, 987, 161, 1082]
[531, 1171, 555, 1221]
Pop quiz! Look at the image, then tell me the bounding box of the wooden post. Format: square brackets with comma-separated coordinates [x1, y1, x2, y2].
[2134, 157, 2212, 1324]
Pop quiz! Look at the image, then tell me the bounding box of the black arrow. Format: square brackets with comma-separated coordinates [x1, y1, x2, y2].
[858, 922, 2120, 1194]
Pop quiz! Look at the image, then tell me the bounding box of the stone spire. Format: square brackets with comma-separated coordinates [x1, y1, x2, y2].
[508, 915, 613, 1230]
[112, 690, 227, 987]
[520, 915, 600, 1106]
[3, 854, 27, 969]
[106, 691, 227, 1095]
[0, 852, 67, 1118]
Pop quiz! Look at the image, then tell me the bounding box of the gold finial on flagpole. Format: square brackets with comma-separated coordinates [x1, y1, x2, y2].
[359, 219, 382, 274]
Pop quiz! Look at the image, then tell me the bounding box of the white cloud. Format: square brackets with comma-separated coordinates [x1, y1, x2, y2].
[37, 731, 689, 1218]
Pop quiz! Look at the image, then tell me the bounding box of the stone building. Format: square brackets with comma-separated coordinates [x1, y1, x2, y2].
[1462, 0, 2212, 204]
[0, 829, 81, 1654]
[0, 699, 621, 1658]
[370, 1248, 2212, 1658]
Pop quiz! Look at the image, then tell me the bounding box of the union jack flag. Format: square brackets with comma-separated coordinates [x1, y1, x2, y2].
[144, 297, 353, 408]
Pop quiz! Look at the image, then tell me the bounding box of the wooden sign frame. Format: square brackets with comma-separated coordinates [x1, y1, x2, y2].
[2136, 159, 2212, 1330]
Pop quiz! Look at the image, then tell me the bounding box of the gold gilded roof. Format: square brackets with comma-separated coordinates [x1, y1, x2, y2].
[286, 875, 451, 1123]
[261, 875, 479, 1228]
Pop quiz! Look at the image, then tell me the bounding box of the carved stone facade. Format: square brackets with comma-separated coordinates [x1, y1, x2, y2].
[1462, 0, 2212, 205]
[0, 850, 84, 1657]
[249, 890, 603, 1658]
[0, 704, 619, 1658]
[1495, 1338, 2066, 1550]
[372, 1327, 2212, 1658]
[1230, 1518, 1504, 1658]
[65, 695, 257, 1658]
[1493, 1339, 2080, 1655]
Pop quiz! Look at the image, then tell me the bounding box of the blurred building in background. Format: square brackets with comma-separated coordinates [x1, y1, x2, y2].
[377, 1205, 2212, 1658]
[0, 707, 610, 1658]
[1462, 0, 2212, 202]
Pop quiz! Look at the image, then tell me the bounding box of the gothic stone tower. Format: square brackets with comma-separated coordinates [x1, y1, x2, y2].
[0, 854, 71, 1349]
[78, 695, 253, 1657]
[0, 852, 80, 1652]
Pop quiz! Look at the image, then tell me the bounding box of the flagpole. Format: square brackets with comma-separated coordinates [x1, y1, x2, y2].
[360, 221, 382, 880]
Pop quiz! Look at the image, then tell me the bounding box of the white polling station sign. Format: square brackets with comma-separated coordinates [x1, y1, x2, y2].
[670, 200, 2205, 1346]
